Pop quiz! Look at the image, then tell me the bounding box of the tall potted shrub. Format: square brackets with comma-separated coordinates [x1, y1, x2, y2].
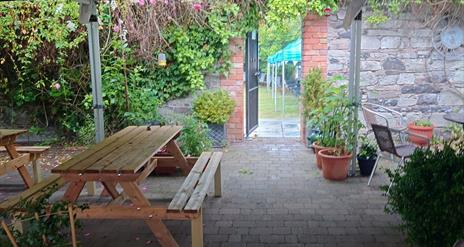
[193, 90, 235, 147]
[314, 84, 360, 180]
[302, 68, 329, 153]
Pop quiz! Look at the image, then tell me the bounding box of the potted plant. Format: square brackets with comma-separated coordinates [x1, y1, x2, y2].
[315, 84, 359, 180]
[408, 119, 434, 146]
[193, 90, 235, 147]
[302, 68, 329, 152]
[357, 136, 377, 176]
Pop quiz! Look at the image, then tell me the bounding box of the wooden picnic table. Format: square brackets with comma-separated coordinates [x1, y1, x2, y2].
[0, 129, 34, 188]
[51, 125, 192, 246]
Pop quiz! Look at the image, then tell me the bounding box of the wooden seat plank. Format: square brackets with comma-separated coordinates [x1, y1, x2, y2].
[168, 152, 212, 211]
[85, 126, 162, 173]
[184, 152, 223, 211]
[101, 126, 182, 174]
[67, 126, 155, 174]
[0, 146, 49, 154]
[0, 174, 64, 212]
[52, 126, 142, 173]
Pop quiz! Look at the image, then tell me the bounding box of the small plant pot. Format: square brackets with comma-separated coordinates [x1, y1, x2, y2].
[357, 156, 377, 176]
[319, 149, 352, 181]
[407, 123, 434, 146]
[312, 143, 329, 170]
[207, 123, 227, 148]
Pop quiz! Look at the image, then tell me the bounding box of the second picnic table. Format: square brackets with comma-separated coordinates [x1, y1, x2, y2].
[0, 129, 34, 188]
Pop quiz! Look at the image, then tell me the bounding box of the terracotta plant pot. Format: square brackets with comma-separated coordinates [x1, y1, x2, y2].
[312, 143, 329, 170]
[407, 123, 434, 146]
[319, 149, 352, 181]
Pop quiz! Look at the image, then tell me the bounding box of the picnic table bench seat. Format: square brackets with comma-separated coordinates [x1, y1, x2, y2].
[0, 145, 50, 183]
[168, 151, 223, 212]
[0, 174, 64, 213]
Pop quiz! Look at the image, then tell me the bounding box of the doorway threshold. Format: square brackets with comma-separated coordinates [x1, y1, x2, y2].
[250, 118, 300, 138]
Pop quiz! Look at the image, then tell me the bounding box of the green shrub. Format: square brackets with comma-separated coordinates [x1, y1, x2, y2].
[301, 68, 329, 119]
[177, 116, 212, 157]
[76, 117, 96, 146]
[413, 119, 433, 127]
[358, 135, 377, 159]
[385, 141, 464, 246]
[193, 90, 235, 124]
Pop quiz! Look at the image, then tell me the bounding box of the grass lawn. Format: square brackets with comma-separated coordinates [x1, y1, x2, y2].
[258, 85, 300, 119]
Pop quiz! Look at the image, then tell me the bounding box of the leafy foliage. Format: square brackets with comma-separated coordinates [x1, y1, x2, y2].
[1, 185, 86, 247]
[193, 90, 236, 124]
[413, 119, 433, 127]
[265, 0, 338, 28]
[176, 116, 212, 157]
[258, 17, 301, 71]
[301, 68, 330, 119]
[357, 135, 377, 159]
[384, 141, 464, 246]
[366, 0, 463, 25]
[307, 73, 361, 155]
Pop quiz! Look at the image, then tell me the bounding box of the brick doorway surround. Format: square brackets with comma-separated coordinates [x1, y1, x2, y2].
[220, 15, 329, 143]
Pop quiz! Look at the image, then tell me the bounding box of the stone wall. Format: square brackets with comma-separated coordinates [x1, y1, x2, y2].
[327, 9, 464, 126]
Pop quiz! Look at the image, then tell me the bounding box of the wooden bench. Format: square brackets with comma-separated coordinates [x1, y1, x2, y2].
[0, 174, 65, 213]
[167, 151, 223, 247]
[0, 146, 50, 183]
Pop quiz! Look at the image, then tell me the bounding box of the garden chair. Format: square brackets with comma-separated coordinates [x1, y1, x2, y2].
[368, 124, 430, 193]
[361, 103, 407, 133]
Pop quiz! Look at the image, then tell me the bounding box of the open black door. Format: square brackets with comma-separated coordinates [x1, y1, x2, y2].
[245, 31, 259, 136]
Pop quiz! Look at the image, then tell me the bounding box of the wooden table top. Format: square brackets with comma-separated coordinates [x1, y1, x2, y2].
[52, 125, 182, 175]
[0, 129, 27, 139]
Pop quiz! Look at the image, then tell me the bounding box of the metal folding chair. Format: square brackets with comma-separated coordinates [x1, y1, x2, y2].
[368, 124, 430, 193]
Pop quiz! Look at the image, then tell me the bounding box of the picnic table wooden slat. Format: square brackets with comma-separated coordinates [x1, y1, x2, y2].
[52, 126, 141, 173]
[101, 126, 182, 174]
[0, 129, 27, 138]
[168, 152, 211, 211]
[84, 126, 162, 173]
[184, 152, 223, 211]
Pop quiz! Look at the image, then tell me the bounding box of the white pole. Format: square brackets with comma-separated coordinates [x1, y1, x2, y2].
[348, 11, 363, 176]
[266, 63, 271, 92]
[85, 0, 103, 195]
[282, 61, 285, 118]
[274, 64, 278, 112]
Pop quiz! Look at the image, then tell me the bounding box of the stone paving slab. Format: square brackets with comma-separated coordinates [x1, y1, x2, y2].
[0, 138, 406, 246]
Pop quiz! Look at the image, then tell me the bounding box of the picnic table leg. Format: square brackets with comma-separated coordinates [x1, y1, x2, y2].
[31, 153, 43, 184]
[5, 145, 34, 188]
[165, 140, 190, 175]
[214, 161, 222, 197]
[191, 209, 203, 247]
[101, 181, 120, 199]
[120, 182, 179, 247]
[86, 182, 96, 196]
[64, 181, 86, 202]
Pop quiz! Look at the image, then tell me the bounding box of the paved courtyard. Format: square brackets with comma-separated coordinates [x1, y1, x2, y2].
[0, 138, 406, 246]
[251, 119, 300, 138]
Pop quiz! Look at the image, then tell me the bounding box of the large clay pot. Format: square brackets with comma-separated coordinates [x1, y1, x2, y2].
[407, 123, 434, 146]
[312, 143, 329, 170]
[319, 149, 352, 181]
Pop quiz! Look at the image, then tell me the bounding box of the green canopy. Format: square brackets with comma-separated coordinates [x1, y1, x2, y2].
[267, 39, 301, 64]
